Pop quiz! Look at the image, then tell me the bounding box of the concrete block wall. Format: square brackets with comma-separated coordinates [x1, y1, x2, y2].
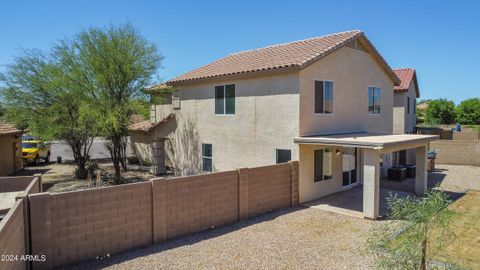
[430, 140, 480, 166]
[452, 131, 479, 141]
[247, 163, 292, 217]
[0, 200, 27, 270]
[153, 170, 239, 241]
[23, 161, 299, 269]
[0, 176, 35, 193]
[29, 182, 153, 269]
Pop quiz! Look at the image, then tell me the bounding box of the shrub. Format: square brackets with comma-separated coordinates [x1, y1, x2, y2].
[456, 98, 480, 125]
[425, 99, 456, 125]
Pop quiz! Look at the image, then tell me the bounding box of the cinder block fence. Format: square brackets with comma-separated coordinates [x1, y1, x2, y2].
[0, 162, 299, 270]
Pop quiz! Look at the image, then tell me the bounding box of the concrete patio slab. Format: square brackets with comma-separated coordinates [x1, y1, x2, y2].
[303, 185, 415, 218]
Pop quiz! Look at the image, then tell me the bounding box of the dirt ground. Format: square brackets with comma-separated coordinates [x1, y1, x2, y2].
[431, 190, 480, 269]
[14, 161, 159, 193]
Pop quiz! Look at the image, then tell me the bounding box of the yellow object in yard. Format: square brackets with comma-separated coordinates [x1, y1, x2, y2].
[22, 140, 51, 165]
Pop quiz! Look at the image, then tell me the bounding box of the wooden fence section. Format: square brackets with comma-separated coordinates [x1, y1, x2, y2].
[28, 161, 299, 270]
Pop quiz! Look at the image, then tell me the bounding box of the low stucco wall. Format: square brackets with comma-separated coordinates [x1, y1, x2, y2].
[452, 131, 479, 141]
[430, 140, 480, 166]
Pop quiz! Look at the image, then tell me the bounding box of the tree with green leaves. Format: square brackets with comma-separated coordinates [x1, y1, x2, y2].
[424, 99, 456, 125]
[0, 49, 99, 178]
[455, 98, 480, 125]
[367, 190, 456, 270]
[56, 24, 163, 183]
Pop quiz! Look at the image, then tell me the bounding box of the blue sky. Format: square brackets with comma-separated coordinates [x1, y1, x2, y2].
[1, 0, 479, 103]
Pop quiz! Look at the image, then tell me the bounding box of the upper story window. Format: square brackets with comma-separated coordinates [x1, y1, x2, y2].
[368, 87, 381, 114]
[315, 81, 333, 114]
[407, 97, 410, 114]
[215, 84, 235, 115]
[413, 99, 416, 114]
[314, 148, 333, 182]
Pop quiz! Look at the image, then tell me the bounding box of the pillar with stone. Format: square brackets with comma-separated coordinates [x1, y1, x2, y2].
[150, 139, 166, 175]
[362, 148, 381, 219]
[415, 145, 428, 195]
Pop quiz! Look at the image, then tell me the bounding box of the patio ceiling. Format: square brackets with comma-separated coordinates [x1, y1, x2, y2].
[294, 132, 438, 151]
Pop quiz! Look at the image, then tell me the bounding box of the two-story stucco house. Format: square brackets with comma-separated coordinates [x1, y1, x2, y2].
[129, 30, 437, 219]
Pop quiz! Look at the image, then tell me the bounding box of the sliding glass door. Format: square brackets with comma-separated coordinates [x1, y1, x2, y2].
[342, 147, 358, 187]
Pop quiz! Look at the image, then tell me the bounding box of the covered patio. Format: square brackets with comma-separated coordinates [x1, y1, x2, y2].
[294, 132, 438, 219]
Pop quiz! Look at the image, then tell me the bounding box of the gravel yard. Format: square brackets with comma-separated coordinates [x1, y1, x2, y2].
[69, 207, 379, 270]
[429, 164, 480, 192]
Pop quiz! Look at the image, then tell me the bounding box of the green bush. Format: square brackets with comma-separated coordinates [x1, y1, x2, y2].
[425, 99, 456, 125]
[456, 98, 480, 125]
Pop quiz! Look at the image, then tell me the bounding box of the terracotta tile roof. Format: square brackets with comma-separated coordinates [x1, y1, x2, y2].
[128, 113, 175, 133]
[167, 30, 400, 86]
[0, 121, 21, 135]
[393, 68, 420, 97]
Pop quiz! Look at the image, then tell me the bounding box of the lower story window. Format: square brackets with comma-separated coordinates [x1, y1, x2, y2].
[202, 143, 212, 172]
[276, 149, 291, 164]
[314, 148, 333, 182]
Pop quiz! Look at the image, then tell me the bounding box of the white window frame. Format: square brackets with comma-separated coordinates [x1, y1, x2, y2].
[368, 86, 382, 115]
[214, 84, 235, 116]
[313, 147, 333, 182]
[314, 80, 334, 115]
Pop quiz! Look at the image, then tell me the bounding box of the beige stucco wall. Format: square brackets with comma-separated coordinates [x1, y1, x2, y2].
[393, 93, 406, 134]
[298, 144, 363, 203]
[299, 45, 394, 136]
[161, 73, 300, 175]
[0, 135, 17, 176]
[393, 81, 417, 134]
[130, 133, 153, 164]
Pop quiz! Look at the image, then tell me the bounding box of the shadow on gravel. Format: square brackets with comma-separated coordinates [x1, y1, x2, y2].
[66, 206, 306, 270]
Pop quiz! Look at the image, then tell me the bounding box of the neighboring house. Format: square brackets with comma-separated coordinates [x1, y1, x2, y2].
[0, 121, 23, 176]
[391, 68, 420, 167]
[130, 30, 437, 219]
[393, 68, 419, 134]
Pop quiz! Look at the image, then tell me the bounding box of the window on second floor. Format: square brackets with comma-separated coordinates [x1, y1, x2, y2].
[215, 84, 235, 115]
[368, 87, 381, 114]
[413, 98, 416, 114]
[315, 81, 333, 114]
[407, 97, 410, 114]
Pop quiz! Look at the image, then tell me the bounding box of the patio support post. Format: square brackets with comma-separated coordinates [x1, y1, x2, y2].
[415, 145, 428, 195]
[362, 148, 380, 219]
